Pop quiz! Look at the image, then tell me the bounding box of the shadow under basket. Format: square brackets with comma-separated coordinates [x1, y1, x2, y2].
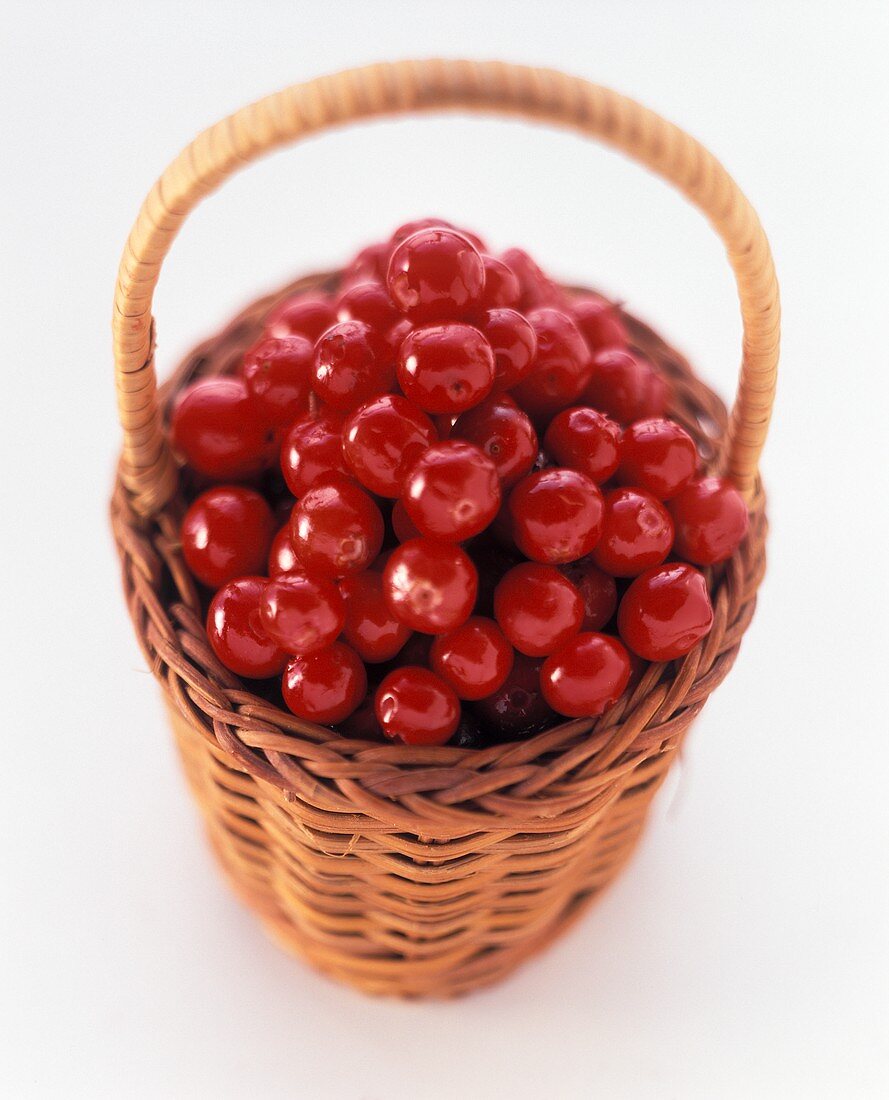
[110, 61, 777, 998]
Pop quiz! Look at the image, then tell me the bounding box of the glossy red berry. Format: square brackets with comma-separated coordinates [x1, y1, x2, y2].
[181, 486, 275, 589]
[312, 320, 395, 411]
[560, 559, 618, 631]
[387, 227, 485, 322]
[282, 642, 367, 724]
[375, 667, 460, 746]
[265, 295, 336, 341]
[383, 539, 477, 634]
[268, 524, 299, 577]
[543, 406, 621, 483]
[241, 335, 312, 427]
[618, 562, 714, 661]
[592, 488, 674, 577]
[430, 616, 514, 700]
[637, 367, 670, 419]
[571, 294, 628, 352]
[171, 378, 273, 480]
[472, 652, 555, 738]
[582, 348, 653, 424]
[511, 308, 591, 422]
[452, 395, 538, 489]
[259, 572, 345, 654]
[509, 468, 604, 564]
[618, 418, 697, 499]
[540, 633, 631, 718]
[397, 323, 495, 414]
[402, 440, 501, 542]
[478, 254, 521, 310]
[494, 562, 583, 657]
[206, 576, 287, 678]
[500, 248, 563, 310]
[290, 477, 384, 578]
[339, 570, 412, 663]
[390, 217, 485, 249]
[342, 393, 437, 497]
[343, 241, 392, 286]
[668, 477, 749, 564]
[478, 308, 538, 393]
[335, 280, 401, 331]
[279, 412, 349, 498]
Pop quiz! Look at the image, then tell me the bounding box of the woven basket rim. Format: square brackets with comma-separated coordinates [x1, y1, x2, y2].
[111, 271, 766, 833]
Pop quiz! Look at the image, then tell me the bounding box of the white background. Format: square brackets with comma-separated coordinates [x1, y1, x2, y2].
[2, 2, 888, 1096]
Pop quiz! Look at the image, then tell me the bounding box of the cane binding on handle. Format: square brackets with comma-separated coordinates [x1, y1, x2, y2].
[113, 59, 779, 518]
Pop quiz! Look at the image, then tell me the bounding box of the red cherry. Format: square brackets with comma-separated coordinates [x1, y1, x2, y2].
[478, 255, 521, 310]
[430, 616, 514, 700]
[171, 378, 273, 480]
[206, 576, 287, 678]
[339, 570, 412, 663]
[618, 418, 697, 499]
[560, 559, 618, 630]
[494, 563, 583, 657]
[618, 562, 714, 661]
[383, 539, 477, 634]
[387, 227, 485, 322]
[472, 652, 555, 738]
[592, 488, 674, 577]
[391, 498, 422, 543]
[397, 323, 495, 414]
[390, 218, 485, 250]
[544, 406, 621, 484]
[668, 477, 749, 564]
[375, 667, 460, 746]
[540, 633, 631, 718]
[312, 320, 395, 411]
[290, 477, 384, 578]
[268, 524, 299, 577]
[259, 572, 345, 655]
[511, 308, 591, 423]
[402, 440, 501, 542]
[452, 395, 538, 489]
[343, 241, 392, 285]
[279, 412, 349, 498]
[499, 248, 564, 310]
[341, 393, 437, 497]
[637, 367, 670, 419]
[181, 486, 275, 589]
[509, 468, 605, 564]
[571, 294, 628, 352]
[265, 295, 336, 341]
[282, 642, 367, 724]
[241, 335, 312, 427]
[478, 308, 538, 393]
[335, 281, 401, 332]
[582, 348, 652, 424]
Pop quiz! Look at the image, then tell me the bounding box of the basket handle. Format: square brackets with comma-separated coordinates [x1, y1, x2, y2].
[114, 59, 779, 516]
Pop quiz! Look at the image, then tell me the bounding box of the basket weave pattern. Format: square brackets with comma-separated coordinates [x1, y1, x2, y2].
[110, 61, 777, 997]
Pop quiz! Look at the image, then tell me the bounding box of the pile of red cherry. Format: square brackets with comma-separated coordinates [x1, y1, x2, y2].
[172, 220, 748, 747]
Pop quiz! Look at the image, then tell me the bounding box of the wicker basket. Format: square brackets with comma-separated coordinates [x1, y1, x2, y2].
[111, 60, 778, 998]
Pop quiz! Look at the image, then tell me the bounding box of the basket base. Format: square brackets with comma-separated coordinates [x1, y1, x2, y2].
[252, 838, 643, 998]
[170, 697, 656, 998]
